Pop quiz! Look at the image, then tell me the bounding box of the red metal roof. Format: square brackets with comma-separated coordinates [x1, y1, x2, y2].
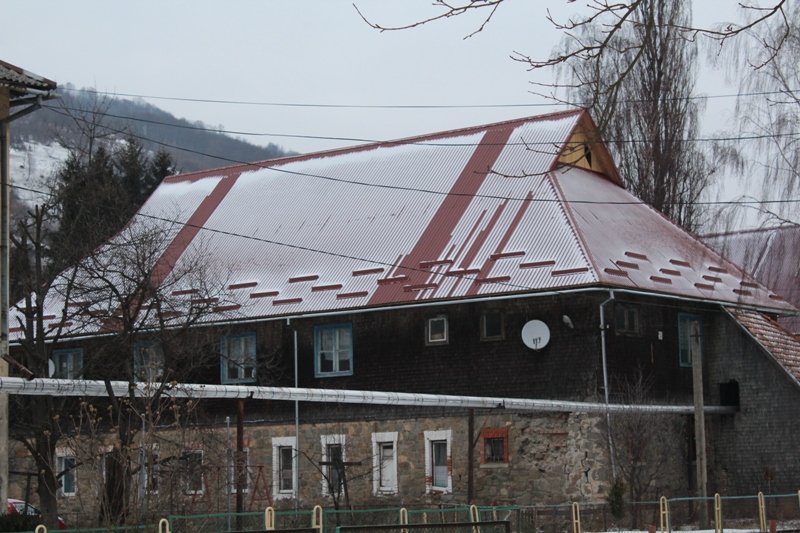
[12, 110, 796, 338]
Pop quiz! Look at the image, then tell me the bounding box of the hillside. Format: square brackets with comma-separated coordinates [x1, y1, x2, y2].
[9, 85, 293, 176]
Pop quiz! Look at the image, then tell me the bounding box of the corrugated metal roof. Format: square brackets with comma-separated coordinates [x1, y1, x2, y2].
[705, 226, 800, 334]
[12, 110, 796, 339]
[0, 59, 57, 97]
[727, 307, 800, 385]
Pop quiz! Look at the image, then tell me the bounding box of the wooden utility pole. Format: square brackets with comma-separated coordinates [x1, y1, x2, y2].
[691, 320, 708, 527]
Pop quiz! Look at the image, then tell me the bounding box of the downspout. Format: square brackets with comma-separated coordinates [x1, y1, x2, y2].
[599, 291, 617, 479]
[287, 318, 300, 508]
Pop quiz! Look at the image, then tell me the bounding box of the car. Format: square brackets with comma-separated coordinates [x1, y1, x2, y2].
[7, 498, 66, 529]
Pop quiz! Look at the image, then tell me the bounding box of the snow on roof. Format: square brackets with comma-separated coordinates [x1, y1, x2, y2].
[0, 59, 56, 97]
[12, 110, 796, 339]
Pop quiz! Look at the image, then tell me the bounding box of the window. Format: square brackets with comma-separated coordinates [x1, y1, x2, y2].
[144, 448, 160, 494]
[57, 454, 76, 496]
[134, 342, 165, 382]
[220, 333, 257, 384]
[423, 429, 451, 493]
[678, 314, 703, 367]
[480, 427, 509, 465]
[320, 434, 346, 496]
[227, 448, 250, 494]
[271, 436, 297, 499]
[481, 311, 504, 341]
[615, 304, 641, 336]
[314, 324, 353, 377]
[51, 349, 83, 379]
[426, 315, 448, 345]
[371, 431, 398, 495]
[180, 450, 204, 495]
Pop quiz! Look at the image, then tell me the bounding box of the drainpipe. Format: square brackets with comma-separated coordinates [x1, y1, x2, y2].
[287, 318, 300, 508]
[599, 291, 617, 479]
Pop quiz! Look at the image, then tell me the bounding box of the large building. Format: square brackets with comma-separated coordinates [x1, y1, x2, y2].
[8, 110, 800, 526]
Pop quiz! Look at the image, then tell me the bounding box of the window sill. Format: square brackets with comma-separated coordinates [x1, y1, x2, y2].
[480, 462, 510, 469]
[375, 489, 398, 496]
[315, 371, 353, 378]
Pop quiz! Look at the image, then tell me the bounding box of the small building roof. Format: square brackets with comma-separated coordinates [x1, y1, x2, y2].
[704, 225, 800, 334]
[0, 59, 57, 99]
[727, 308, 800, 385]
[12, 109, 796, 338]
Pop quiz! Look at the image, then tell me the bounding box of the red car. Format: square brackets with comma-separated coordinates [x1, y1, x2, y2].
[7, 499, 66, 529]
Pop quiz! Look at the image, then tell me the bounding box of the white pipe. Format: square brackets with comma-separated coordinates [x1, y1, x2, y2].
[0, 377, 736, 415]
[599, 290, 616, 478]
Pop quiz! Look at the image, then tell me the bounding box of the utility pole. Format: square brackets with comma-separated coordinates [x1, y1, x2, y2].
[691, 320, 708, 528]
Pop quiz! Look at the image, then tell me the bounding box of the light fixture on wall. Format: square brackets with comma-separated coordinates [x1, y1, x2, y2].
[562, 314, 574, 329]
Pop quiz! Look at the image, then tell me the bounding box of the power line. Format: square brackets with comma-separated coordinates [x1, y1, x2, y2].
[61, 86, 800, 109]
[35, 105, 800, 208]
[44, 104, 800, 147]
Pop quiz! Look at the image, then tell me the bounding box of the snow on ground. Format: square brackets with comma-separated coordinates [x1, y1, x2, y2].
[9, 140, 69, 206]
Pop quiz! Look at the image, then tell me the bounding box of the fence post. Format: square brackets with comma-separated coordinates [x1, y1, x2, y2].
[470, 504, 481, 533]
[758, 492, 767, 532]
[659, 496, 669, 533]
[313, 505, 324, 533]
[158, 518, 171, 533]
[714, 494, 722, 533]
[400, 507, 409, 533]
[265, 506, 275, 531]
[572, 502, 581, 533]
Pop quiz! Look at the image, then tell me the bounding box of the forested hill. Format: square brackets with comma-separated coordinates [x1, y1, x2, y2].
[10, 85, 293, 172]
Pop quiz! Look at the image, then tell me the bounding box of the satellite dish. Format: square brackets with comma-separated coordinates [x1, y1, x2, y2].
[48, 359, 55, 377]
[521, 320, 550, 350]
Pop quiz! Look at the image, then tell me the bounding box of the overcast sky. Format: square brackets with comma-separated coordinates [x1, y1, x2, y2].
[4, 1, 744, 152]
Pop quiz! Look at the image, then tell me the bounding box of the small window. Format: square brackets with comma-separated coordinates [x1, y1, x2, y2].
[424, 429, 452, 493]
[314, 324, 353, 377]
[320, 434, 346, 497]
[180, 450, 204, 494]
[480, 427, 509, 465]
[145, 448, 160, 494]
[371, 431, 398, 495]
[678, 313, 702, 367]
[51, 349, 83, 379]
[221, 333, 257, 384]
[227, 448, 251, 494]
[615, 304, 641, 336]
[134, 341, 165, 382]
[481, 311, 504, 340]
[57, 455, 76, 496]
[271, 436, 297, 499]
[426, 316, 448, 345]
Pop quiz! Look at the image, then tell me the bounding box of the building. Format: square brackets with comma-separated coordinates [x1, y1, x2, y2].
[8, 110, 800, 524]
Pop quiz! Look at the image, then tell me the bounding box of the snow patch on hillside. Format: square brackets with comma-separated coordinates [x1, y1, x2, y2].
[9, 141, 69, 205]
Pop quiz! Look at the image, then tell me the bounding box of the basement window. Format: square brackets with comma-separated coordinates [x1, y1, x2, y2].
[480, 427, 509, 465]
[426, 315, 449, 345]
[180, 450, 205, 495]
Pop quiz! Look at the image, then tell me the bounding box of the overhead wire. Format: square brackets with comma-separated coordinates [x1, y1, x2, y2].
[35, 104, 800, 208]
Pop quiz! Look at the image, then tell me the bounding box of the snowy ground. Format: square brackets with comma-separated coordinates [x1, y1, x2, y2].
[9, 140, 69, 206]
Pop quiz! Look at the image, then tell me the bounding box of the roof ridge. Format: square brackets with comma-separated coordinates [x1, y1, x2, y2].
[166, 109, 585, 182]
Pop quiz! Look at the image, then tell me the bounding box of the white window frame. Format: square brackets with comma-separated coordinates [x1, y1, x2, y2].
[220, 333, 257, 384]
[51, 348, 83, 379]
[56, 450, 77, 496]
[181, 450, 205, 495]
[227, 447, 251, 494]
[424, 429, 452, 494]
[426, 316, 449, 345]
[371, 431, 398, 495]
[314, 324, 354, 377]
[272, 436, 297, 500]
[320, 434, 346, 496]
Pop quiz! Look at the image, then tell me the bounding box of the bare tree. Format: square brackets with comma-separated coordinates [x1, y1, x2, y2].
[562, 0, 714, 231]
